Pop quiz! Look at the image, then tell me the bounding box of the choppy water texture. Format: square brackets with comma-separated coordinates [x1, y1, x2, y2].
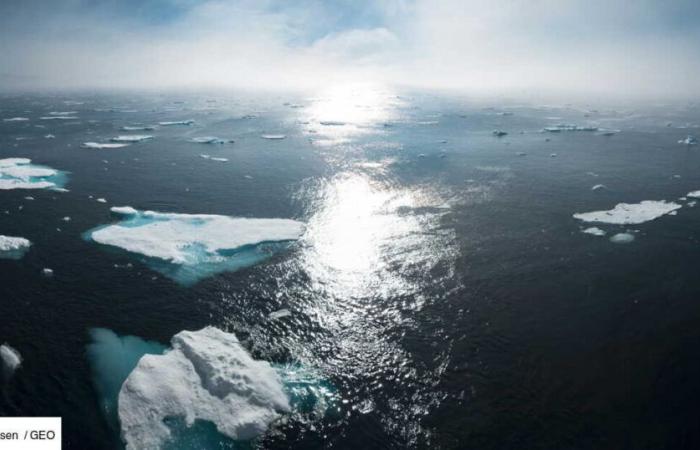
[2, 87, 700, 449]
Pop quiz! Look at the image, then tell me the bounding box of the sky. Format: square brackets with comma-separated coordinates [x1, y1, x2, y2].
[1, 0, 699, 98]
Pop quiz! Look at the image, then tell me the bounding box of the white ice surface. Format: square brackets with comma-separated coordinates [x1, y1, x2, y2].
[90, 207, 305, 264]
[582, 227, 606, 236]
[118, 326, 290, 450]
[82, 142, 130, 149]
[0, 235, 31, 252]
[573, 200, 681, 225]
[0, 158, 60, 190]
[0, 344, 22, 373]
[111, 135, 153, 143]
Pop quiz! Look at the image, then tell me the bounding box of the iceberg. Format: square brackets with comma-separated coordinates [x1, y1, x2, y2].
[0, 158, 67, 190]
[573, 200, 681, 225]
[159, 120, 194, 126]
[84, 207, 305, 284]
[110, 135, 153, 143]
[0, 344, 22, 375]
[3, 117, 29, 122]
[87, 327, 335, 449]
[678, 135, 698, 145]
[0, 235, 31, 259]
[82, 142, 130, 149]
[261, 134, 286, 140]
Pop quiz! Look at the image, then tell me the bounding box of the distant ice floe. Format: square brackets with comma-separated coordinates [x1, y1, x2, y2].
[200, 154, 228, 162]
[0, 158, 67, 191]
[610, 233, 635, 244]
[121, 126, 155, 131]
[573, 200, 681, 225]
[261, 134, 286, 140]
[582, 227, 606, 237]
[0, 235, 31, 259]
[687, 191, 700, 198]
[3, 117, 29, 122]
[85, 207, 305, 284]
[88, 327, 334, 449]
[0, 344, 22, 375]
[110, 135, 153, 143]
[678, 135, 697, 145]
[39, 115, 78, 120]
[543, 124, 598, 132]
[189, 137, 232, 144]
[159, 120, 194, 126]
[591, 184, 607, 191]
[82, 142, 130, 149]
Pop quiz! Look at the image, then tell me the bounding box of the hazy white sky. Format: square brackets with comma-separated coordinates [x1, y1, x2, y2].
[1, 0, 699, 98]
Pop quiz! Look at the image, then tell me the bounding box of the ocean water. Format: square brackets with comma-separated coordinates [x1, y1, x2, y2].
[1, 88, 700, 449]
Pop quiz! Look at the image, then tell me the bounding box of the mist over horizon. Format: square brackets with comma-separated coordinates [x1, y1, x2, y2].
[2, 0, 700, 99]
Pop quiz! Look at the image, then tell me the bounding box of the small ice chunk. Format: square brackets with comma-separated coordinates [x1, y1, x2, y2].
[96, 198, 107, 203]
[687, 191, 700, 198]
[582, 227, 606, 236]
[573, 200, 681, 225]
[550, 153, 557, 157]
[82, 142, 130, 149]
[261, 134, 286, 140]
[42, 268, 54, 276]
[543, 124, 598, 132]
[610, 233, 635, 244]
[678, 135, 697, 145]
[190, 137, 230, 144]
[118, 326, 290, 449]
[62, 216, 71, 222]
[158, 120, 194, 126]
[0, 344, 22, 374]
[319, 121, 346, 126]
[40, 116, 78, 120]
[591, 184, 607, 191]
[24, 196, 34, 200]
[269, 308, 291, 320]
[492, 130, 508, 137]
[3, 117, 29, 122]
[121, 126, 155, 131]
[44, 134, 55, 139]
[111, 135, 153, 143]
[200, 154, 228, 162]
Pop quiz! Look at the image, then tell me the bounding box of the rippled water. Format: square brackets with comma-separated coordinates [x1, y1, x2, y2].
[1, 87, 700, 449]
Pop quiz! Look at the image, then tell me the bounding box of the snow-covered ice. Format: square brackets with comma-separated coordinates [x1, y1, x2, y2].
[200, 154, 228, 162]
[0, 235, 31, 259]
[82, 142, 130, 149]
[0, 158, 67, 190]
[582, 227, 606, 236]
[573, 200, 681, 225]
[610, 233, 635, 244]
[118, 327, 290, 449]
[110, 135, 153, 143]
[261, 134, 286, 140]
[85, 207, 305, 284]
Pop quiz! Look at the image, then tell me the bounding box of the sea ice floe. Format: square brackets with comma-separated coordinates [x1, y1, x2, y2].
[582, 227, 606, 236]
[0, 344, 22, 375]
[110, 135, 153, 143]
[159, 120, 194, 126]
[573, 200, 681, 225]
[82, 142, 130, 149]
[261, 134, 286, 140]
[189, 137, 231, 144]
[0, 158, 67, 190]
[269, 308, 291, 320]
[3, 117, 29, 122]
[687, 191, 700, 198]
[42, 268, 53, 277]
[610, 233, 635, 244]
[0, 235, 31, 259]
[117, 326, 290, 449]
[678, 135, 697, 145]
[96, 198, 107, 203]
[85, 207, 305, 284]
[543, 124, 598, 132]
[121, 126, 156, 131]
[200, 154, 228, 162]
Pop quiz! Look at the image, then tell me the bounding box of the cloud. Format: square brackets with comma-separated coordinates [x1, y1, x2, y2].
[1, 0, 699, 98]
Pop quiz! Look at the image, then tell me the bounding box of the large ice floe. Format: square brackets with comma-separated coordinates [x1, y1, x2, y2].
[1, 343, 22, 376]
[0, 158, 67, 190]
[573, 200, 681, 225]
[84, 207, 305, 284]
[88, 327, 335, 450]
[0, 235, 31, 259]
